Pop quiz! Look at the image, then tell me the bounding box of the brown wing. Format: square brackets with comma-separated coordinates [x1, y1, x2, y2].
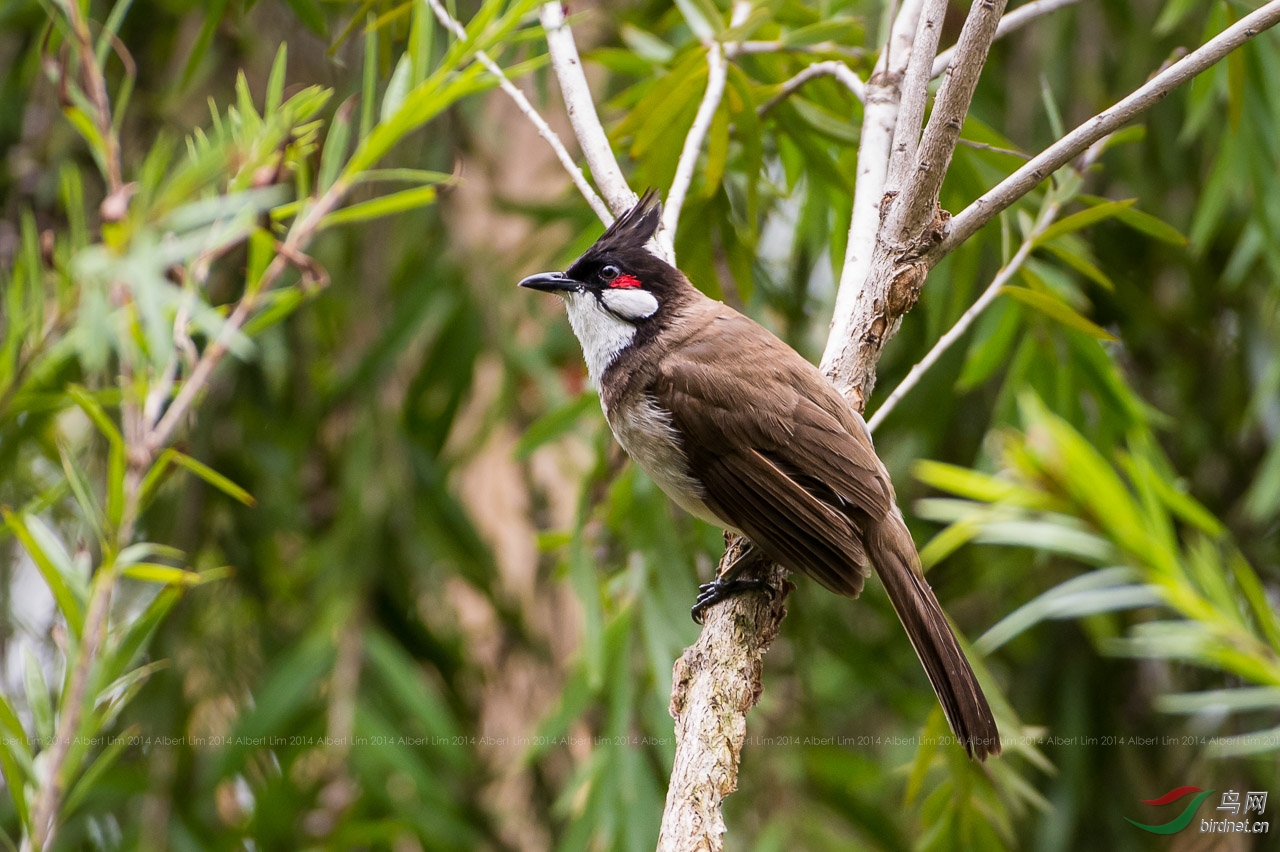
[653, 309, 893, 597]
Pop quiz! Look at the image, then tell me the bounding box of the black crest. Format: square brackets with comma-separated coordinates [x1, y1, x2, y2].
[589, 189, 662, 256]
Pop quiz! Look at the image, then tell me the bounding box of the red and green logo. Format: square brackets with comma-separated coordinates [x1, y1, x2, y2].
[1126, 786, 1215, 834]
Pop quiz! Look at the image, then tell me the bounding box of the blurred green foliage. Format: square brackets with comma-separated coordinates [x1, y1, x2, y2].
[0, 0, 1277, 850]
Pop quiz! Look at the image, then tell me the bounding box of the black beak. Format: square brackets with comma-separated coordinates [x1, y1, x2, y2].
[518, 271, 578, 293]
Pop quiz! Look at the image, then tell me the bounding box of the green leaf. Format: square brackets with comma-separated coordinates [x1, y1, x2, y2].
[23, 647, 55, 743]
[361, 10, 377, 140]
[65, 385, 123, 447]
[95, 0, 136, 66]
[4, 510, 86, 638]
[1002, 286, 1116, 340]
[1041, 242, 1114, 291]
[62, 725, 136, 817]
[122, 563, 226, 586]
[782, 19, 861, 47]
[382, 54, 413, 124]
[319, 99, 354, 193]
[1034, 199, 1136, 246]
[1157, 687, 1280, 715]
[181, 0, 229, 89]
[322, 185, 437, 228]
[0, 692, 31, 830]
[166, 450, 256, 506]
[58, 441, 105, 543]
[102, 587, 182, 684]
[266, 44, 288, 115]
[978, 567, 1154, 653]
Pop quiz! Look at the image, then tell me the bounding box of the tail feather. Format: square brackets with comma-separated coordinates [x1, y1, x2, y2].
[867, 513, 1001, 760]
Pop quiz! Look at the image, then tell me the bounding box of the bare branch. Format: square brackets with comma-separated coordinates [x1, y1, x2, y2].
[426, 0, 610, 223]
[938, 0, 1280, 259]
[884, 0, 950, 196]
[659, 542, 790, 851]
[820, 0, 926, 376]
[539, 2, 635, 218]
[757, 60, 865, 116]
[662, 43, 727, 249]
[867, 196, 1060, 432]
[932, 0, 1084, 79]
[663, 2, 751, 253]
[887, 0, 1009, 244]
[730, 40, 866, 59]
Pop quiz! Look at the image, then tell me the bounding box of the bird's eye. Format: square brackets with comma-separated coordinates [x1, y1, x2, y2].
[599, 265, 620, 282]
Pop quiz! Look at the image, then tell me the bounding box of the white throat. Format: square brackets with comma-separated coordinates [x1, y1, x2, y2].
[562, 289, 657, 386]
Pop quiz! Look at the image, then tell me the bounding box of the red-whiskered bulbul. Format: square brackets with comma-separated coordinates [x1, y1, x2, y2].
[519, 191, 1000, 759]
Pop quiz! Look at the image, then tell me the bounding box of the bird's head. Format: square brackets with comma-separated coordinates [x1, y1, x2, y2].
[519, 190, 691, 383]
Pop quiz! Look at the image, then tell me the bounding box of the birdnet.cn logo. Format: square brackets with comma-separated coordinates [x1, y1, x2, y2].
[1126, 786, 1270, 835]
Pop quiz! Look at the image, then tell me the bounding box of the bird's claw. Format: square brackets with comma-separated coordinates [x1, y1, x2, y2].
[690, 577, 774, 624]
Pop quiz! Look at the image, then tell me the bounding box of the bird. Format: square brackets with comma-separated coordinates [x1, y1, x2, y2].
[518, 190, 1000, 760]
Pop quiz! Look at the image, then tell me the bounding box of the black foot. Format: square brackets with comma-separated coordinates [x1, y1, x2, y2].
[691, 577, 773, 624]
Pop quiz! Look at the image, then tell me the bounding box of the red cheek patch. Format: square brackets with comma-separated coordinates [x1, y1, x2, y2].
[610, 274, 642, 289]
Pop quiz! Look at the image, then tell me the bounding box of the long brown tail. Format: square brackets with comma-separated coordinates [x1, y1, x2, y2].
[866, 512, 1001, 760]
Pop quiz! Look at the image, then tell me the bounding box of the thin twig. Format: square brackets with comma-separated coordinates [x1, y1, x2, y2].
[539, 2, 635, 218]
[661, 42, 726, 250]
[61, 0, 122, 195]
[662, 2, 751, 255]
[426, 0, 610, 223]
[866, 198, 1059, 432]
[937, 0, 1280, 259]
[757, 60, 865, 116]
[932, 0, 1084, 79]
[957, 138, 1030, 159]
[730, 40, 866, 59]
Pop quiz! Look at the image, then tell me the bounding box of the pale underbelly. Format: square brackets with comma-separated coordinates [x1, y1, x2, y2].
[605, 396, 734, 531]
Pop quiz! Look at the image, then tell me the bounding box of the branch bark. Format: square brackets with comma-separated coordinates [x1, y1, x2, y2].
[936, 0, 1280, 259]
[539, 2, 636, 218]
[756, 60, 866, 117]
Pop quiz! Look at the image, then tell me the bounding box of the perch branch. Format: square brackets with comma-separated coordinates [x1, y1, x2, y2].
[426, 0, 610, 223]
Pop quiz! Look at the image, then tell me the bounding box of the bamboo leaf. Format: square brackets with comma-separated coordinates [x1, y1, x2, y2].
[23, 647, 55, 743]
[3, 509, 86, 637]
[1002, 286, 1116, 340]
[322, 185, 437, 228]
[167, 450, 256, 506]
[1034, 199, 1136, 246]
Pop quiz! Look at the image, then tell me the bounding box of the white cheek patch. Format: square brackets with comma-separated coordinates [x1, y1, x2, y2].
[600, 288, 659, 320]
[562, 291, 638, 387]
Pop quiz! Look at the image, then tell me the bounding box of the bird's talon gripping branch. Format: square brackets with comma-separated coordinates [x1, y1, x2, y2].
[690, 577, 773, 624]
